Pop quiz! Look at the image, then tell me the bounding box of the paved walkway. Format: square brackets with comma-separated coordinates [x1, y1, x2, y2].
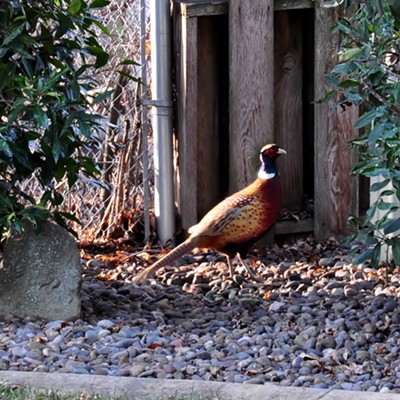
[0, 371, 400, 399]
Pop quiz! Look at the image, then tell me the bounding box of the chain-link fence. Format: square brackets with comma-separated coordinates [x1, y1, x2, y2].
[22, 0, 154, 244]
[80, 0, 153, 243]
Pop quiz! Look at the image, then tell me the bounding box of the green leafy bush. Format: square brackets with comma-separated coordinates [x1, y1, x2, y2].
[0, 0, 110, 238]
[329, 0, 400, 266]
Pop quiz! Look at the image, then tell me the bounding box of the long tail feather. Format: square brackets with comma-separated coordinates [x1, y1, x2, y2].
[132, 239, 196, 283]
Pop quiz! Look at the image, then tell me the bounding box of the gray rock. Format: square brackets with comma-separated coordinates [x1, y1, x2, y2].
[0, 219, 81, 320]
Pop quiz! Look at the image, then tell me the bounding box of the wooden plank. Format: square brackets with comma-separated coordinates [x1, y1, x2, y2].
[179, 0, 228, 17]
[229, 0, 275, 192]
[314, 0, 359, 240]
[275, 218, 314, 235]
[177, 0, 314, 17]
[275, 0, 314, 10]
[274, 11, 303, 209]
[174, 10, 199, 231]
[196, 17, 220, 219]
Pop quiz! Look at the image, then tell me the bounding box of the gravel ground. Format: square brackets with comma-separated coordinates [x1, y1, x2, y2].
[1, 237, 400, 393]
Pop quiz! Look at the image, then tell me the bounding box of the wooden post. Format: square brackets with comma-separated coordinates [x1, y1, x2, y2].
[314, 1, 359, 239]
[229, 0, 275, 192]
[174, 8, 198, 231]
[274, 11, 303, 209]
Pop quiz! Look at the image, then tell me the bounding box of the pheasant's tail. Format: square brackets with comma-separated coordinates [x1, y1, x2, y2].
[132, 239, 196, 284]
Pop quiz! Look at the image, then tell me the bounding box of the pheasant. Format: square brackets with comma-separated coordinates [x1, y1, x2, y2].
[133, 143, 286, 283]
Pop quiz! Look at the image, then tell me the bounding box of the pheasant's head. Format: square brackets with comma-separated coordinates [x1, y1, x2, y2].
[258, 144, 286, 179]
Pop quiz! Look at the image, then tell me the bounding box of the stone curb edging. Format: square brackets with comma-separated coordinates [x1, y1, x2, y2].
[0, 371, 400, 399]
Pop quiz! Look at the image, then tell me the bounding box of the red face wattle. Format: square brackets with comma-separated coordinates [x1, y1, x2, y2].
[260, 144, 281, 161]
[262, 145, 279, 159]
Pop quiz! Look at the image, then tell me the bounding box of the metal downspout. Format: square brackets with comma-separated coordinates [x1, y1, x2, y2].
[150, 0, 175, 245]
[140, 0, 150, 242]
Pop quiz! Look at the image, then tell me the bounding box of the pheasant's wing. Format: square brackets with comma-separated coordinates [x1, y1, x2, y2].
[189, 194, 255, 237]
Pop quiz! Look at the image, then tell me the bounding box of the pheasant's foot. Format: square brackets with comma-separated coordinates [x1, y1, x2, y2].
[236, 255, 263, 283]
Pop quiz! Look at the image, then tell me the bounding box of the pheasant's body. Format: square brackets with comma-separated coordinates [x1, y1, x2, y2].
[189, 176, 282, 256]
[133, 144, 285, 283]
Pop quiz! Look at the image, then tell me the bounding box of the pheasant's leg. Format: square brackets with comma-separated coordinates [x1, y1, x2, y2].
[132, 264, 160, 284]
[226, 256, 235, 277]
[237, 254, 261, 282]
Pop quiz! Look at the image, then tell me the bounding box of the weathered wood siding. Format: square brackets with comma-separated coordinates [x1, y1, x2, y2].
[196, 18, 221, 219]
[229, 0, 275, 193]
[274, 11, 303, 209]
[173, 8, 198, 231]
[173, 2, 229, 230]
[172, 0, 361, 240]
[314, 0, 359, 239]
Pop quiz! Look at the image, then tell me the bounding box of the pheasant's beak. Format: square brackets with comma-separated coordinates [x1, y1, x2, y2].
[278, 148, 287, 155]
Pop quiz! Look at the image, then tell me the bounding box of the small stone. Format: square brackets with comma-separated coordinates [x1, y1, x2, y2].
[331, 287, 344, 297]
[291, 356, 303, 369]
[341, 382, 353, 390]
[316, 334, 336, 350]
[97, 320, 115, 330]
[363, 323, 377, 334]
[245, 377, 265, 384]
[384, 300, 397, 312]
[314, 383, 329, 389]
[130, 365, 146, 377]
[355, 350, 369, 363]
[319, 258, 334, 267]
[269, 301, 286, 312]
[344, 285, 358, 296]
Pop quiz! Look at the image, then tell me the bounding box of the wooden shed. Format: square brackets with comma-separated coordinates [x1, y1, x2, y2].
[172, 0, 361, 241]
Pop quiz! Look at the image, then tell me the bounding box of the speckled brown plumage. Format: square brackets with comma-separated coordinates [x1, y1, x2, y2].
[133, 144, 286, 283]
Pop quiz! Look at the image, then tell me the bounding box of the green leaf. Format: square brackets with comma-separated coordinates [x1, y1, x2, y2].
[52, 135, 61, 163]
[85, 45, 109, 67]
[92, 19, 110, 35]
[370, 178, 390, 191]
[380, 189, 395, 197]
[377, 200, 397, 210]
[79, 156, 100, 177]
[364, 168, 390, 178]
[120, 59, 140, 66]
[383, 218, 400, 235]
[331, 61, 357, 76]
[52, 212, 79, 237]
[34, 106, 49, 129]
[68, 0, 82, 14]
[57, 211, 81, 224]
[355, 108, 384, 128]
[354, 247, 376, 265]
[389, 236, 400, 264]
[368, 122, 384, 145]
[391, 82, 400, 103]
[39, 190, 53, 207]
[92, 89, 113, 104]
[117, 70, 139, 82]
[371, 243, 382, 268]
[343, 91, 363, 103]
[339, 47, 364, 61]
[337, 20, 353, 35]
[20, 206, 51, 221]
[90, 0, 110, 6]
[53, 191, 64, 206]
[3, 22, 25, 45]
